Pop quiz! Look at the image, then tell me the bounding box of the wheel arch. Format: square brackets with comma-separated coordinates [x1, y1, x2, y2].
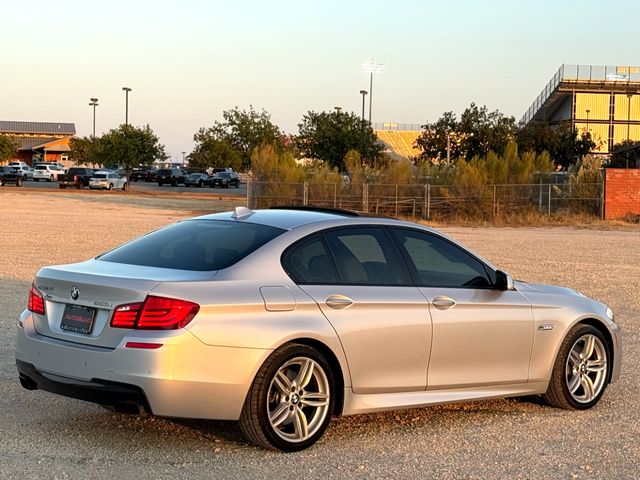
[576, 317, 615, 383]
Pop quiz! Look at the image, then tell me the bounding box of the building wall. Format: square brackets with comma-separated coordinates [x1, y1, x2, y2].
[604, 168, 640, 219]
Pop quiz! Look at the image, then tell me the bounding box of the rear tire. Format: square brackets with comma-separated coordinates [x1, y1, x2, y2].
[542, 324, 610, 410]
[108, 183, 113, 191]
[239, 343, 334, 451]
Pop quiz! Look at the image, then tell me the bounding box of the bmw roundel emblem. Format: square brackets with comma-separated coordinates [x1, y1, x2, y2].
[70, 286, 79, 300]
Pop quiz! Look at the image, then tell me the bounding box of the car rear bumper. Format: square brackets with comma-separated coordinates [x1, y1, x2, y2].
[15, 309, 270, 420]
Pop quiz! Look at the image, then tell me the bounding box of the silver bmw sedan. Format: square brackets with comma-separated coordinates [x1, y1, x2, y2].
[15, 207, 621, 451]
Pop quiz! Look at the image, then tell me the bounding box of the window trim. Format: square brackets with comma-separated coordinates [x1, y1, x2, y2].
[389, 226, 498, 290]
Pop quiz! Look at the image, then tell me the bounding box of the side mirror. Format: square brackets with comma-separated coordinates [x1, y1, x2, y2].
[496, 270, 515, 291]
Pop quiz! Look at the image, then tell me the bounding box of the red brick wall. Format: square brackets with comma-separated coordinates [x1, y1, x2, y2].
[604, 169, 640, 219]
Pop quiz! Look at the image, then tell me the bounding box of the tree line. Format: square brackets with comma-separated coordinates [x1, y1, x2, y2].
[3, 102, 635, 179]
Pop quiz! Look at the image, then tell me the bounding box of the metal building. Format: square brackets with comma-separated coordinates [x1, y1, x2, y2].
[521, 65, 640, 154]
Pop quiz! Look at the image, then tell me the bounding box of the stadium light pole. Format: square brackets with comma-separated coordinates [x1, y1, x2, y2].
[122, 87, 132, 126]
[89, 98, 99, 139]
[359, 90, 368, 120]
[446, 131, 451, 165]
[361, 60, 385, 124]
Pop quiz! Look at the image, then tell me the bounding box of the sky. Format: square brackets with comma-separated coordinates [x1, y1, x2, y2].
[2, 0, 639, 161]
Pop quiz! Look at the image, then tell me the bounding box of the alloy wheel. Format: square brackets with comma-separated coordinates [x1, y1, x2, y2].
[267, 356, 330, 443]
[565, 334, 607, 404]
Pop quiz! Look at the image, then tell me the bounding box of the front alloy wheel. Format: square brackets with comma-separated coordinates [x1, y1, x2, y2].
[240, 344, 334, 451]
[543, 324, 610, 410]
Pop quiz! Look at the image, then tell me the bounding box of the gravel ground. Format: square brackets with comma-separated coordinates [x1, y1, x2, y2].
[1, 192, 638, 479]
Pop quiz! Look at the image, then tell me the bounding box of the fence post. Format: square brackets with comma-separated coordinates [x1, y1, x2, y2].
[246, 179, 251, 208]
[492, 185, 497, 217]
[395, 184, 399, 217]
[547, 183, 552, 217]
[363, 183, 369, 213]
[334, 183, 337, 208]
[303, 181, 308, 206]
[427, 184, 431, 220]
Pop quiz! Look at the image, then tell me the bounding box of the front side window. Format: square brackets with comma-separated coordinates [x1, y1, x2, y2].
[393, 228, 493, 288]
[98, 220, 284, 271]
[324, 228, 404, 285]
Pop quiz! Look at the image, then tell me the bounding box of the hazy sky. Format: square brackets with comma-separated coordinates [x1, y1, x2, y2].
[2, 0, 639, 160]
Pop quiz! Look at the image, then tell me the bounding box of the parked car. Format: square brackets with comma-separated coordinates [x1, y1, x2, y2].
[15, 206, 621, 451]
[210, 171, 240, 188]
[8, 161, 29, 168]
[33, 164, 64, 182]
[58, 168, 95, 189]
[131, 168, 158, 182]
[12, 165, 33, 180]
[185, 173, 211, 188]
[157, 168, 186, 186]
[89, 172, 128, 191]
[0, 166, 24, 186]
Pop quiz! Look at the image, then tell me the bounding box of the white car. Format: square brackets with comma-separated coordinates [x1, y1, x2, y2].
[33, 164, 64, 182]
[89, 172, 128, 190]
[12, 165, 33, 180]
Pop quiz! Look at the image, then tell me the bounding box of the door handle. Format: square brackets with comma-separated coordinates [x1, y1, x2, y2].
[325, 294, 354, 309]
[432, 296, 456, 310]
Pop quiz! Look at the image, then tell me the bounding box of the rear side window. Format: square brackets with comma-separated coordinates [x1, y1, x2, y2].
[324, 228, 404, 285]
[393, 228, 493, 288]
[282, 237, 338, 284]
[98, 220, 285, 271]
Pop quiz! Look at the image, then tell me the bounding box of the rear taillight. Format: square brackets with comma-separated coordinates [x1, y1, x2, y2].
[28, 284, 45, 315]
[111, 296, 199, 330]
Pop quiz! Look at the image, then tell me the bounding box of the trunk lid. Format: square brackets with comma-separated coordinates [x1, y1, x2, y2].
[32, 259, 214, 348]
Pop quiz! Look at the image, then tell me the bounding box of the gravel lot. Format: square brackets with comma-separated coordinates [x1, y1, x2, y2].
[1, 191, 638, 479]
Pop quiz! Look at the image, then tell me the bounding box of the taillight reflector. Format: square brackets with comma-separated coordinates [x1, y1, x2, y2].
[28, 284, 45, 315]
[125, 342, 163, 349]
[111, 296, 199, 330]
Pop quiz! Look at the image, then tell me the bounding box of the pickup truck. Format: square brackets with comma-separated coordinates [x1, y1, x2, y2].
[58, 168, 95, 189]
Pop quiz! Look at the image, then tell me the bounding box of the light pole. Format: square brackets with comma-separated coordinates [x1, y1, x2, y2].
[627, 94, 633, 142]
[361, 60, 384, 124]
[585, 109, 590, 134]
[359, 90, 368, 120]
[446, 131, 451, 165]
[182, 151, 186, 167]
[122, 87, 132, 126]
[89, 98, 99, 138]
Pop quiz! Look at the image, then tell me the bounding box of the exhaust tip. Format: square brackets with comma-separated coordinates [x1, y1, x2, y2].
[19, 374, 38, 390]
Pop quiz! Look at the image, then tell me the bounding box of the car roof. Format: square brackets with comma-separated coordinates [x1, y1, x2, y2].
[193, 207, 417, 231]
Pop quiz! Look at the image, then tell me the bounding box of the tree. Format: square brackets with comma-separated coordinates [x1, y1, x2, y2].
[415, 103, 517, 163]
[295, 110, 385, 171]
[189, 130, 242, 172]
[99, 124, 167, 176]
[516, 121, 595, 169]
[69, 136, 103, 166]
[195, 106, 283, 171]
[0, 135, 18, 163]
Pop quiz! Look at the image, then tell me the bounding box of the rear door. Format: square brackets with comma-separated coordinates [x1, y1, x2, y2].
[285, 227, 432, 394]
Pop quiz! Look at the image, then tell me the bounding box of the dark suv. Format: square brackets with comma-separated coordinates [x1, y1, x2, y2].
[0, 166, 24, 187]
[210, 171, 240, 188]
[157, 168, 187, 186]
[131, 168, 158, 182]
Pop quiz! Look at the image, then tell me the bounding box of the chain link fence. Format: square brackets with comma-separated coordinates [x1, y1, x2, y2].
[247, 181, 604, 220]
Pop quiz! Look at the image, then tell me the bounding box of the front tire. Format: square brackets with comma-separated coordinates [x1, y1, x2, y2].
[543, 324, 610, 410]
[239, 343, 335, 451]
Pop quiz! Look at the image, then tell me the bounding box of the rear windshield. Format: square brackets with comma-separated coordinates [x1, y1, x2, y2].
[93, 173, 107, 179]
[97, 220, 285, 271]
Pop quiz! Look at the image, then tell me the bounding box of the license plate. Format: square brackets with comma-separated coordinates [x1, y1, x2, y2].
[60, 304, 96, 334]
